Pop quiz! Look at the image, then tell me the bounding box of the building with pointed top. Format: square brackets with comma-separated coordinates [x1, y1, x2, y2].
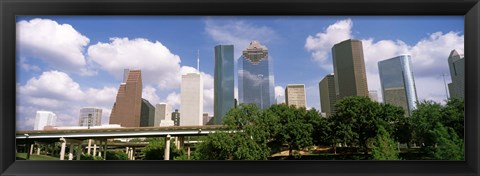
[448, 49, 465, 100]
[109, 69, 143, 127]
[238, 41, 275, 109]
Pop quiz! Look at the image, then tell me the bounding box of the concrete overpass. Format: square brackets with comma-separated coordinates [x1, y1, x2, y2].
[15, 125, 229, 161]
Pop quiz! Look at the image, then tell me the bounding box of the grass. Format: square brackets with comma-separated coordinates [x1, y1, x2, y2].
[16, 153, 59, 160]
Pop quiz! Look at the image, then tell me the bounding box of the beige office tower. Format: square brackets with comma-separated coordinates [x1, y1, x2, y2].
[155, 103, 172, 127]
[285, 84, 306, 108]
[180, 73, 203, 126]
[319, 74, 337, 117]
[332, 39, 369, 100]
[448, 49, 464, 100]
[109, 69, 143, 127]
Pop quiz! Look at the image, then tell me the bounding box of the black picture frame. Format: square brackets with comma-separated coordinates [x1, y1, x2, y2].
[1, 0, 479, 176]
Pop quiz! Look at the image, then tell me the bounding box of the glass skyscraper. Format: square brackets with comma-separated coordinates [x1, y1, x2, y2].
[378, 55, 418, 116]
[214, 45, 234, 125]
[238, 41, 275, 109]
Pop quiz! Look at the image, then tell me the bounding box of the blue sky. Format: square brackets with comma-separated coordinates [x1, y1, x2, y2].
[16, 16, 464, 130]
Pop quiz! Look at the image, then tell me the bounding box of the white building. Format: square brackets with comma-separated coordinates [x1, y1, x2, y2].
[285, 84, 306, 108]
[34, 111, 57, 130]
[155, 103, 172, 127]
[180, 73, 203, 126]
[79, 107, 103, 127]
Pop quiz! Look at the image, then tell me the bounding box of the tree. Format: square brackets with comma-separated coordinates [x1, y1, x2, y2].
[410, 100, 443, 147]
[428, 123, 464, 160]
[268, 104, 313, 157]
[106, 150, 128, 160]
[194, 104, 272, 160]
[371, 125, 399, 160]
[141, 137, 184, 160]
[440, 98, 464, 139]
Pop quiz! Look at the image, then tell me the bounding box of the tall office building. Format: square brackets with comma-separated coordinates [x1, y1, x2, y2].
[214, 45, 235, 125]
[332, 39, 369, 100]
[34, 111, 57, 130]
[448, 49, 465, 100]
[155, 103, 172, 127]
[109, 69, 143, 127]
[319, 74, 337, 117]
[238, 40, 275, 109]
[378, 55, 418, 116]
[171, 109, 180, 126]
[140, 98, 155, 127]
[368, 90, 379, 102]
[285, 84, 306, 108]
[78, 107, 102, 127]
[180, 73, 203, 126]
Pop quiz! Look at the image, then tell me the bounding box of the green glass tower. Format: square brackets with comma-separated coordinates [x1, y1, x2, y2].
[214, 45, 234, 125]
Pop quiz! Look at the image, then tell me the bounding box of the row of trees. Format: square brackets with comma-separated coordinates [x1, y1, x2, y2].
[191, 96, 464, 160]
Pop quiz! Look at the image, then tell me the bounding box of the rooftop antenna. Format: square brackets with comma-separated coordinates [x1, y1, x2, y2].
[197, 49, 200, 73]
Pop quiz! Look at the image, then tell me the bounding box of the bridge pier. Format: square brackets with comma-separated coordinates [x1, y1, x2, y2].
[164, 134, 171, 160]
[87, 139, 92, 155]
[59, 138, 84, 160]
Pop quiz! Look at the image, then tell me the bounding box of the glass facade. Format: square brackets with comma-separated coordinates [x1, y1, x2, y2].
[214, 45, 234, 125]
[378, 55, 418, 116]
[238, 41, 275, 109]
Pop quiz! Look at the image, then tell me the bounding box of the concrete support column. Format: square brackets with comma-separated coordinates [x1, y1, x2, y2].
[76, 144, 82, 160]
[175, 137, 179, 149]
[93, 142, 97, 156]
[103, 139, 107, 160]
[36, 144, 41, 155]
[68, 144, 74, 160]
[59, 138, 66, 160]
[187, 144, 191, 160]
[29, 144, 34, 155]
[164, 135, 171, 160]
[87, 139, 92, 155]
[132, 148, 135, 160]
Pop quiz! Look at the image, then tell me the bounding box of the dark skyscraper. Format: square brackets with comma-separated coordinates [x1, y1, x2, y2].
[319, 74, 337, 117]
[238, 41, 275, 109]
[109, 69, 142, 127]
[140, 98, 155, 127]
[214, 45, 235, 125]
[332, 39, 369, 100]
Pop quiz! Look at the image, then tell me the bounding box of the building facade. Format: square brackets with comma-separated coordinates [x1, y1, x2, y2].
[78, 107, 102, 127]
[332, 39, 369, 100]
[214, 45, 235, 125]
[378, 55, 418, 116]
[140, 98, 155, 127]
[155, 103, 172, 127]
[109, 69, 143, 127]
[448, 49, 465, 100]
[368, 90, 379, 102]
[180, 73, 203, 126]
[171, 109, 180, 126]
[319, 74, 337, 117]
[285, 84, 306, 108]
[34, 111, 57, 130]
[238, 40, 275, 109]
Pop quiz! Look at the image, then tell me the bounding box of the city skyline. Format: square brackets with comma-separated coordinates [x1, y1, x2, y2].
[16, 16, 464, 130]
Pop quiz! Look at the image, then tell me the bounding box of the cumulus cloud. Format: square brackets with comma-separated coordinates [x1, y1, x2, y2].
[88, 37, 182, 90]
[305, 19, 353, 72]
[305, 19, 463, 103]
[16, 18, 91, 74]
[17, 70, 118, 130]
[142, 86, 161, 106]
[205, 19, 277, 59]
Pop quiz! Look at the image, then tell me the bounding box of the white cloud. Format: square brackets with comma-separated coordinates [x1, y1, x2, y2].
[274, 86, 285, 104]
[142, 86, 161, 106]
[17, 70, 118, 129]
[305, 19, 353, 72]
[16, 18, 91, 74]
[305, 19, 464, 104]
[88, 37, 182, 90]
[205, 19, 277, 59]
[166, 92, 181, 109]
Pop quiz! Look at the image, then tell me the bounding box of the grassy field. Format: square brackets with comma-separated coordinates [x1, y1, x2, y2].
[16, 153, 59, 160]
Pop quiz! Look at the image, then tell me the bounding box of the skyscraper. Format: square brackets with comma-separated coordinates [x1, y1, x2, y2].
[448, 49, 465, 100]
[79, 107, 102, 127]
[368, 90, 379, 102]
[378, 55, 418, 116]
[319, 74, 337, 117]
[171, 109, 180, 126]
[180, 73, 203, 126]
[238, 40, 275, 109]
[155, 103, 172, 127]
[109, 69, 142, 127]
[140, 98, 155, 127]
[332, 39, 369, 100]
[214, 45, 234, 125]
[34, 111, 57, 130]
[285, 84, 306, 108]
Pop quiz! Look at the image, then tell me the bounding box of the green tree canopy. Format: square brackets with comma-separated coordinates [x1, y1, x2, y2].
[371, 125, 399, 160]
